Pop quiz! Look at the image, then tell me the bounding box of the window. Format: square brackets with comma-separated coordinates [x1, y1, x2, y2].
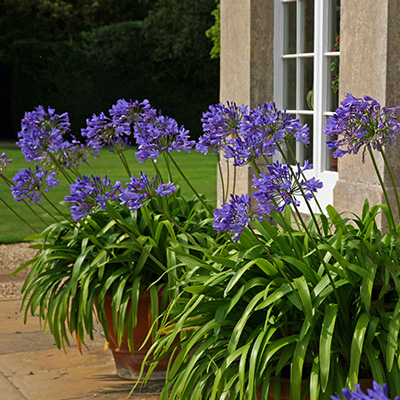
[274, 0, 340, 212]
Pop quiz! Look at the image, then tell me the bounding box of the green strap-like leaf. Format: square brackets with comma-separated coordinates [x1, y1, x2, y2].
[319, 303, 338, 391]
[349, 312, 370, 388]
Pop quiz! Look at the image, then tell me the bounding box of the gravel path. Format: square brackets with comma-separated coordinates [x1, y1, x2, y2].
[0, 242, 37, 300]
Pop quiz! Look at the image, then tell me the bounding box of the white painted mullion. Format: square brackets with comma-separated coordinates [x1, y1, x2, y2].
[296, 0, 303, 162]
[313, 0, 323, 178]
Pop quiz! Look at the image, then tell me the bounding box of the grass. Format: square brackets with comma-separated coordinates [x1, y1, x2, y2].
[0, 146, 217, 243]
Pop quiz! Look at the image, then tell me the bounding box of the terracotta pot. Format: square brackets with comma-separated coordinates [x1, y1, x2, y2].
[102, 290, 170, 381]
[256, 377, 374, 400]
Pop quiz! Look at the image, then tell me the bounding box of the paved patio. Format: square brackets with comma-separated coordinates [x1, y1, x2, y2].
[0, 299, 162, 400]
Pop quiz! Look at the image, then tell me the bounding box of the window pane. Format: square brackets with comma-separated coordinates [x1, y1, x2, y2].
[284, 2, 297, 54]
[301, 114, 314, 163]
[324, 117, 338, 171]
[283, 58, 297, 109]
[328, 0, 340, 52]
[300, 57, 314, 110]
[304, 0, 314, 53]
[327, 56, 339, 111]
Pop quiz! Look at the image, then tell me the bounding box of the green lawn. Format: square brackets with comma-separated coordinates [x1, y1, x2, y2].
[0, 146, 217, 243]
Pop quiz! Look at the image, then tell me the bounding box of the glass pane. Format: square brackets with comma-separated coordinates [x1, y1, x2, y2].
[301, 114, 313, 163]
[303, 0, 314, 53]
[323, 116, 337, 171]
[300, 57, 314, 110]
[284, 2, 297, 54]
[327, 56, 339, 111]
[328, 0, 340, 52]
[283, 59, 296, 110]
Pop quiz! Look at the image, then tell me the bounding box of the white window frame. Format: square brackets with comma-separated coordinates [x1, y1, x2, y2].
[274, 0, 339, 213]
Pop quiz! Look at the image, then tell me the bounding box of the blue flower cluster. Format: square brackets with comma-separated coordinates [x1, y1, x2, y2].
[82, 99, 154, 152]
[134, 114, 195, 163]
[253, 161, 323, 215]
[213, 194, 254, 242]
[331, 381, 400, 400]
[11, 164, 59, 203]
[17, 106, 71, 162]
[119, 173, 176, 211]
[325, 94, 400, 162]
[66, 172, 176, 221]
[197, 101, 309, 166]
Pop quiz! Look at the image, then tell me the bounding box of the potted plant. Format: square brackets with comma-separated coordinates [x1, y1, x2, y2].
[2, 99, 215, 380]
[136, 95, 400, 399]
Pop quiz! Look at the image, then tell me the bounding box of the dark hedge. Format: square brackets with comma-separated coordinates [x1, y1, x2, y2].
[10, 19, 219, 141]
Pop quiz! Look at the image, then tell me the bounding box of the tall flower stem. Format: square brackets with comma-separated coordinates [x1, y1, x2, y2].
[0, 174, 49, 226]
[279, 144, 324, 236]
[114, 145, 132, 177]
[166, 153, 213, 215]
[0, 197, 38, 232]
[377, 143, 400, 223]
[217, 154, 226, 203]
[368, 148, 396, 230]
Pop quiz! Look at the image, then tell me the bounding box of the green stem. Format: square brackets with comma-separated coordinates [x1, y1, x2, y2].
[278, 143, 324, 237]
[113, 145, 132, 177]
[166, 153, 213, 215]
[369, 148, 396, 230]
[232, 163, 237, 197]
[377, 143, 400, 225]
[162, 152, 173, 182]
[217, 154, 226, 203]
[0, 196, 38, 233]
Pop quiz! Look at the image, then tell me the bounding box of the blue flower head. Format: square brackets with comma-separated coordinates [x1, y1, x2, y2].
[65, 175, 122, 221]
[325, 93, 400, 162]
[11, 164, 60, 203]
[253, 161, 323, 215]
[119, 172, 176, 211]
[224, 101, 310, 166]
[17, 106, 71, 163]
[213, 194, 253, 242]
[196, 102, 249, 155]
[134, 113, 195, 163]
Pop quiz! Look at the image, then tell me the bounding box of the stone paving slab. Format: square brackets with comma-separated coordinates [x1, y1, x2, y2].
[0, 300, 162, 400]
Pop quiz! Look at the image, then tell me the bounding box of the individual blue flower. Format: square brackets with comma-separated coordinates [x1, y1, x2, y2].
[0, 153, 12, 174]
[65, 175, 122, 221]
[213, 194, 253, 242]
[134, 114, 195, 163]
[196, 102, 249, 154]
[11, 164, 59, 203]
[253, 161, 323, 215]
[325, 93, 400, 162]
[17, 106, 71, 162]
[224, 102, 310, 166]
[331, 381, 400, 400]
[119, 173, 176, 211]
